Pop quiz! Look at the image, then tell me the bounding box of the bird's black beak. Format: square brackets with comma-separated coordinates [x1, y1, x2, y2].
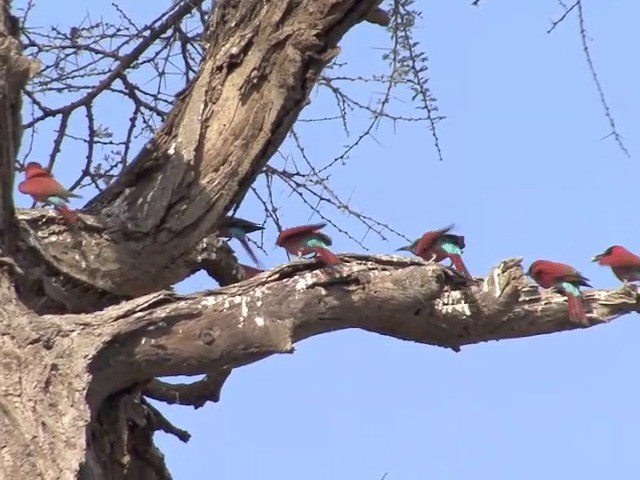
[591, 254, 602, 263]
[396, 245, 411, 252]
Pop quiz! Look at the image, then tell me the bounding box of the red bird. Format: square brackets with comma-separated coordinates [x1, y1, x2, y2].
[526, 259, 592, 324]
[396, 224, 471, 277]
[18, 162, 81, 224]
[276, 223, 339, 266]
[592, 245, 640, 283]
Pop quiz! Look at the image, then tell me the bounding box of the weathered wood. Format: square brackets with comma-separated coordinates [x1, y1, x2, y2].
[3, 255, 638, 478]
[0, 0, 392, 478]
[1, 0, 636, 479]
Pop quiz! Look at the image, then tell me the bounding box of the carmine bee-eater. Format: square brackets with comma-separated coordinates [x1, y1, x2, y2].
[217, 216, 264, 267]
[396, 224, 471, 277]
[18, 161, 81, 224]
[527, 259, 592, 324]
[592, 245, 640, 283]
[276, 223, 339, 265]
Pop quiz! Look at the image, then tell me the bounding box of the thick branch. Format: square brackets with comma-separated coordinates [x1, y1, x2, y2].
[11, 209, 244, 313]
[60, 0, 383, 298]
[84, 256, 639, 408]
[9, 0, 385, 309]
[3, 255, 636, 478]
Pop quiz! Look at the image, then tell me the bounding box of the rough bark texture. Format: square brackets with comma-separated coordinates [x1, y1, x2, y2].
[0, 0, 637, 479]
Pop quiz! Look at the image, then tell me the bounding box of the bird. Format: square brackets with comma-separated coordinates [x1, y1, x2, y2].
[276, 223, 339, 265]
[396, 224, 471, 277]
[592, 245, 640, 284]
[217, 216, 263, 267]
[526, 259, 592, 325]
[18, 161, 81, 224]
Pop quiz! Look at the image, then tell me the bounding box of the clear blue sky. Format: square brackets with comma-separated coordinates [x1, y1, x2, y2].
[16, 1, 640, 479]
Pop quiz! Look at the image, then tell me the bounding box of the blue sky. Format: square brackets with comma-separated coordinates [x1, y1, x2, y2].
[15, 1, 640, 479]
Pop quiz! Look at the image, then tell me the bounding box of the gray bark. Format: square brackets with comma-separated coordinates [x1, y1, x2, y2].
[0, 0, 637, 479]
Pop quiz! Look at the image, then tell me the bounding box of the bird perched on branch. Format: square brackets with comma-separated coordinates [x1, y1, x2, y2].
[217, 216, 264, 267]
[526, 259, 591, 325]
[397, 224, 471, 277]
[18, 161, 81, 225]
[592, 245, 640, 284]
[276, 223, 339, 266]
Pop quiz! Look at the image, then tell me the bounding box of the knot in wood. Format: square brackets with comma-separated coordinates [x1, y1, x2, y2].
[199, 329, 216, 345]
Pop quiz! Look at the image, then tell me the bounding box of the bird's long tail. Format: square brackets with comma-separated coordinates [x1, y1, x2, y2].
[313, 247, 339, 265]
[449, 254, 471, 277]
[238, 236, 263, 268]
[306, 238, 339, 265]
[46, 196, 78, 225]
[56, 205, 78, 225]
[561, 282, 587, 324]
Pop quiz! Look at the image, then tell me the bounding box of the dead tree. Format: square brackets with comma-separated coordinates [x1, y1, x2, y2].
[0, 1, 637, 479]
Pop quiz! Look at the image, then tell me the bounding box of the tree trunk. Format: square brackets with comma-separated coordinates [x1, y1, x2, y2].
[0, 0, 638, 479]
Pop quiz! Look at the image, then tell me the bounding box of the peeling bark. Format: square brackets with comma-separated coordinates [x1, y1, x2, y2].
[85, 255, 639, 399]
[2, 255, 639, 478]
[1, 0, 637, 479]
[5, 0, 385, 310]
[12, 209, 246, 314]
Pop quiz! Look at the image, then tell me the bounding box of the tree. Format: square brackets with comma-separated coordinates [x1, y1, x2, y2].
[0, 0, 637, 478]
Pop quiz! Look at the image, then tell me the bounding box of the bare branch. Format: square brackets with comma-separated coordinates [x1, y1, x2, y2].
[84, 256, 639, 408]
[144, 368, 231, 408]
[574, 1, 630, 157]
[547, 0, 630, 157]
[142, 398, 191, 443]
[20, 0, 208, 194]
[389, 0, 444, 161]
[547, 0, 578, 33]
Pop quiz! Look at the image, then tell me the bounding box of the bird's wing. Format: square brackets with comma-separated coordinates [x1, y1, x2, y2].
[307, 232, 332, 247]
[277, 223, 327, 245]
[19, 177, 66, 199]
